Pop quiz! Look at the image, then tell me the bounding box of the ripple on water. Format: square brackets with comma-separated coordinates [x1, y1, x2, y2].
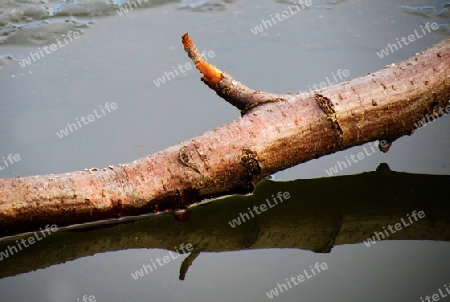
[0, 1, 98, 45]
[400, 3, 450, 20]
[176, 0, 233, 12]
[0, 0, 178, 45]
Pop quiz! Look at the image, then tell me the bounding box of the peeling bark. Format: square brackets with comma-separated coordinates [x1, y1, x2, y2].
[0, 36, 449, 237]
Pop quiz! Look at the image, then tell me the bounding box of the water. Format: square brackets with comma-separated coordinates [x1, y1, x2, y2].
[1, 0, 449, 301]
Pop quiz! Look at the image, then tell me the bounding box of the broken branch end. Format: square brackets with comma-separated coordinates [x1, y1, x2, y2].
[182, 33, 222, 84]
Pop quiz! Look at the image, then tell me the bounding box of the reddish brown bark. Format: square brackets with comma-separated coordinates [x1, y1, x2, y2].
[0, 36, 449, 237]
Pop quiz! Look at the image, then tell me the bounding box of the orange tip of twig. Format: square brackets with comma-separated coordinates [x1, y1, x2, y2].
[182, 32, 222, 85]
[196, 61, 222, 84]
[181, 33, 193, 49]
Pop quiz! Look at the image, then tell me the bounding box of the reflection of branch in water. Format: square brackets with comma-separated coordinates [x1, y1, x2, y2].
[179, 250, 201, 280]
[1, 165, 450, 280]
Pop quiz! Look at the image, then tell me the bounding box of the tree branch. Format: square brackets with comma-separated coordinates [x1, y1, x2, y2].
[0, 35, 449, 237]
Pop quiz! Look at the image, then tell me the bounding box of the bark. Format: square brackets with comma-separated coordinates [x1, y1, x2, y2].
[1, 168, 449, 279]
[0, 36, 449, 237]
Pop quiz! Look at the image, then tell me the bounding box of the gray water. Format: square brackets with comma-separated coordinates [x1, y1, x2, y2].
[1, 0, 450, 301]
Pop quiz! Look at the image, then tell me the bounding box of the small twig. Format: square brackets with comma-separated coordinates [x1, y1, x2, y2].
[182, 33, 291, 115]
[182, 33, 222, 85]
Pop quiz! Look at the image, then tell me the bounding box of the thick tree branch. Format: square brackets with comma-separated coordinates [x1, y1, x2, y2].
[0, 36, 449, 237]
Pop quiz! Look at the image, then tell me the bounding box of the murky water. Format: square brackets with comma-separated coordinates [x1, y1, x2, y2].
[1, 0, 450, 301]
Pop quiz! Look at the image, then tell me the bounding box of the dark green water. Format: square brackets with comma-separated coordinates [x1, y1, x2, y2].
[1, 0, 449, 301]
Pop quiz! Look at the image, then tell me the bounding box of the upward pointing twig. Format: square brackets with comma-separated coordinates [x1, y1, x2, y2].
[182, 33, 223, 85]
[182, 33, 292, 115]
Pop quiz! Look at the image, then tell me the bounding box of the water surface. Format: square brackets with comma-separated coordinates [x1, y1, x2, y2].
[1, 0, 449, 301]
